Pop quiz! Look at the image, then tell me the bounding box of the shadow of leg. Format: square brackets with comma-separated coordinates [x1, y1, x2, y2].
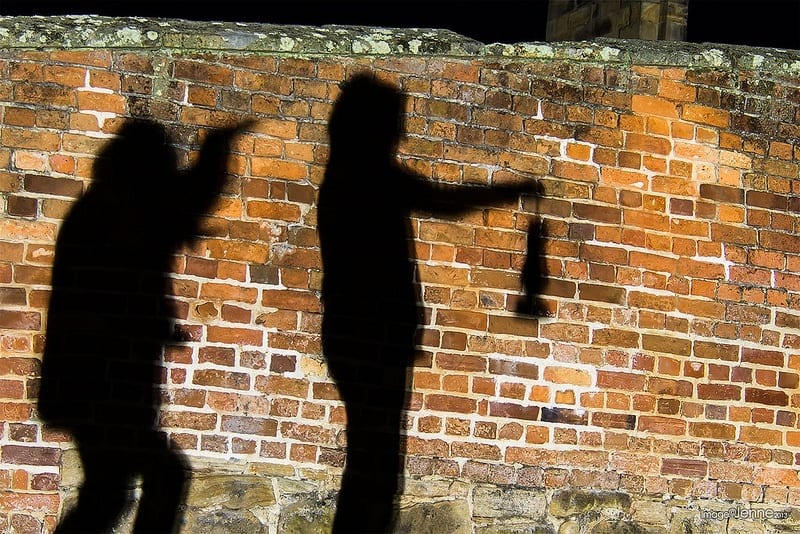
[55, 445, 132, 534]
[331, 354, 407, 534]
[133, 436, 189, 534]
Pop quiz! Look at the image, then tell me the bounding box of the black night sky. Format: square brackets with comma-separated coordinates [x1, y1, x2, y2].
[1, 0, 799, 49]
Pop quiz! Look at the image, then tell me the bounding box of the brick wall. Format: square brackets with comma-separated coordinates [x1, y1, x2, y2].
[1, 16, 800, 533]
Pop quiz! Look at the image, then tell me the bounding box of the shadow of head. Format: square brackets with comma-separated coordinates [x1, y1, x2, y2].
[328, 73, 406, 163]
[93, 119, 177, 198]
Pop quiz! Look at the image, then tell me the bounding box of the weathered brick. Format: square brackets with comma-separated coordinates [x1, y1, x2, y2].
[193, 369, 250, 391]
[661, 458, 707, 477]
[592, 329, 639, 348]
[631, 95, 680, 118]
[744, 388, 789, 407]
[682, 104, 729, 128]
[638, 416, 686, 436]
[689, 422, 736, 440]
[436, 353, 487, 373]
[489, 359, 539, 380]
[578, 284, 625, 304]
[489, 401, 539, 421]
[642, 334, 691, 356]
[697, 384, 741, 401]
[222, 415, 278, 436]
[553, 160, 600, 182]
[160, 411, 217, 431]
[542, 366, 591, 386]
[574, 203, 621, 224]
[255, 376, 309, 398]
[693, 341, 739, 361]
[425, 394, 477, 414]
[597, 371, 646, 391]
[591, 412, 636, 430]
[0, 311, 40, 331]
[741, 347, 784, 367]
[1, 445, 61, 466]
[435, 310, 487, 330]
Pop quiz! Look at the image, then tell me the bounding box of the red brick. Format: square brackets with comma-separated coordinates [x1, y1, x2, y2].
[487, 315, 538, 337]
[451, 441, 501, 461]
[689, 422, 736, 440]
[552, 160, 600, 182]
[745, 388, 789, 407]
[436, 353, 486, 373]
[246, 200, 302, 221]
[160, 411, 217, 431]
[693, 341, 738, 361]
[425, 394, 477, 414]
[0, 311, 40, 331]
[489, 401, 539, 421]
[200, 282, 258, 303]
[631, 95, 680, 118]
[596, 371, 646, 391]
[1, 445, 61, 466]
[174, 61, 233, 85]
[435, 309, 487, 330]
[542, 366, 591, 386]
[661, 458, 707, 477]
[489, 359, 539, 380]
[638, 416, 686, 436]
[255, 376, 309, 398]
[2, 129, 60, 151]
[625, 133, 672, 155]
[573, 203, 622, 224]
[682, 104, 729, 128]
[578, 284, 625, 304]
[591, 412, 636, 430]
[77, 91, 126, 113]
[193, 369, 250, 390]
[206, 326, 262, 346]
[697, 384, 741, 401]
[262, 290, 321, 312]
[222, 415, 277, 436]
[641, 334, 690, 356]
[198, 347, 236, 366]
[539, 323, 590, 344]
[741, 348, 784, 367]
[592, 329, 639, 348]
[0, 492, 60, 513]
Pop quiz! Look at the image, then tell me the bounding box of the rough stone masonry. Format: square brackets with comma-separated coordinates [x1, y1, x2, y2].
[2, 15, 800, 534]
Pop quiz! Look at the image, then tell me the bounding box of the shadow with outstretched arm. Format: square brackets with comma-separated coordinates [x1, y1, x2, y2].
[317, 73, 538, 533]
[38, 118, 249, 533]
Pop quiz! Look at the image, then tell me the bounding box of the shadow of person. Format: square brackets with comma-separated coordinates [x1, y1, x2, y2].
[38, 119, 248, 533]
[318, 73, 538, 533]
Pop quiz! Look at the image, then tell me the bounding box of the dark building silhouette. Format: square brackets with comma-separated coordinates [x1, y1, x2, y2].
[317, 74, 537, 533]
[547, 0, 688, 42]
[38, 119, 247, 533]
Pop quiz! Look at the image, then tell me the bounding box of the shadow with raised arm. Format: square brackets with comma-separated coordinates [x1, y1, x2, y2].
[318, 73, 538, 533]
[38, 118, 248, 533]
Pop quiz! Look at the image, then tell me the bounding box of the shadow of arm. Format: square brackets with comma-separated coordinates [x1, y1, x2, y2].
[407, 171, 540, 216]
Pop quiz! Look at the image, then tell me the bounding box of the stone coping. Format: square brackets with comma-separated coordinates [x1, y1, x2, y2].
[2, 15, 800, 74]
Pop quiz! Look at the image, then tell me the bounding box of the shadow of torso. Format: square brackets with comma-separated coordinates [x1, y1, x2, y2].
[318, 157, 420, 534]
[39, 184, 175, 436]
